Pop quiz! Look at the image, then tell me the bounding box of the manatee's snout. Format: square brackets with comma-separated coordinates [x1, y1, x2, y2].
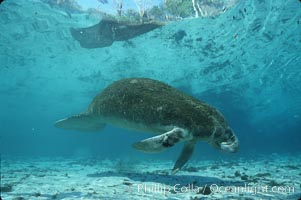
[69, 27, 94, 48]
[70, 27, 76, 38]
[70, 27, 84, 41]
[220, 133, 239, 153]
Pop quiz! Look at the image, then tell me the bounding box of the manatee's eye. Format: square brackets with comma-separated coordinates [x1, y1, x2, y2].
[225, 128, 231, 134]
[215, 131, 222, 138]
[225, 129, 234, 139]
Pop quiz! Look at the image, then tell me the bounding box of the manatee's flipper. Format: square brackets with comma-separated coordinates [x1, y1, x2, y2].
[132, 128, 191, 153]
[172, 140, 196, 174]
[54, 114, 105, 132]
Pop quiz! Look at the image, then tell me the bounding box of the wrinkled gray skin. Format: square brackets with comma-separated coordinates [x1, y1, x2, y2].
[70, 19, 163, 48]
[55, 78, 239, 174]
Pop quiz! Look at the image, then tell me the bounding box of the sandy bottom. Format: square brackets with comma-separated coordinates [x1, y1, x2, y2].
[1, 154, 301, 200]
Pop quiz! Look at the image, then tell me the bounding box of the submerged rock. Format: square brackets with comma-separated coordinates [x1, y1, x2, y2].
[255, 172, 271, 177]
[12, 197, 25, 200]
[240, 174, 248, 181]
[1, 184, 13, 192]
[268, 180, 282, 187]
[234, 171, 241, 177]
[122, 181, 133, 186]
[182, 166, 200, 172]
[34, 192, 41, 197]
[171, 30, 187, 43]
[51, 194, 58, 199]
[197, 186, 212, 195]
[285, 165, 299, 170]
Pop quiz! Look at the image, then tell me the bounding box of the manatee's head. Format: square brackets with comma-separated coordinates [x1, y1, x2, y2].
[210, 126, 239, 153]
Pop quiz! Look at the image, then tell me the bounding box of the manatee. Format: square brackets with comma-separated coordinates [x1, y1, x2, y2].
[70, 18, 163, 48]
[55, 78, 239, 174]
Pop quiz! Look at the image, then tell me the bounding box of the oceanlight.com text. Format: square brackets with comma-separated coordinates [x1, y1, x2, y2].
[136, 183, 295, 195]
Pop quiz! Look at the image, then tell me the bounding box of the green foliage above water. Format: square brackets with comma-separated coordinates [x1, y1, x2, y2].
[164, 0, 194, 18]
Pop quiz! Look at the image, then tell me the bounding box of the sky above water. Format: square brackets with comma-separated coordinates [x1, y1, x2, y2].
[76, 0, 162, 12]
